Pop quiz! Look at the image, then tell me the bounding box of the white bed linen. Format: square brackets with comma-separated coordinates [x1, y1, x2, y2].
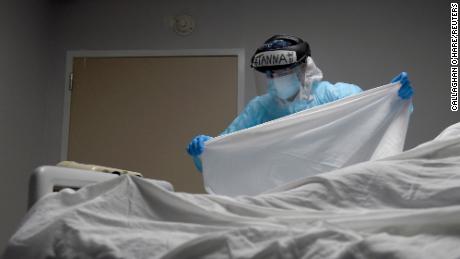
[4, 123, 460, 259]
[203, 82, 411, 196]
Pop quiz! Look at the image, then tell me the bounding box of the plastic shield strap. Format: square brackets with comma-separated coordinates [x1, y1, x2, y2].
[202, 82, 411, 196]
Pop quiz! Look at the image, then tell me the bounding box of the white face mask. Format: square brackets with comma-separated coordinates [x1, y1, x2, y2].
[268, 73, 301, 100]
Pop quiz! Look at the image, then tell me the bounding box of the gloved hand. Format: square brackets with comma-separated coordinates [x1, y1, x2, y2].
[391, 72, 414, 100]
[186, 135, 213, 157]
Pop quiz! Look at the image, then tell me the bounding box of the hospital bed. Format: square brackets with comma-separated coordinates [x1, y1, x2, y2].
[28, 166, 121, 208]
[4, 123, 460, 259]
[28, 165, 172, 208]
[5, 82, 460, 258]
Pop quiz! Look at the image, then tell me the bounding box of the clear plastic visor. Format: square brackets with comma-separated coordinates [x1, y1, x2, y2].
[254, 64, 306, 96]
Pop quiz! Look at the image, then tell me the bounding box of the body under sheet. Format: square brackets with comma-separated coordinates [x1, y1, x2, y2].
[4, 123, 460, 259]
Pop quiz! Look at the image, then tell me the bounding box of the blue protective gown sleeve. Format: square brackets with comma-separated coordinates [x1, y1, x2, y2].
[314, 81, 363, 104]
[220, 96, 269, 136]
[318, 81, 412, 113]
[192, 155, 204, 173]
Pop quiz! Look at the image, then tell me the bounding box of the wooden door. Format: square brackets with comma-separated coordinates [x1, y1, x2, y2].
[67, 56, 238, 193]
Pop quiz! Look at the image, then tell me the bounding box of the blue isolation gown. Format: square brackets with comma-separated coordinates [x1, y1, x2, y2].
[220, 80, 363, 135]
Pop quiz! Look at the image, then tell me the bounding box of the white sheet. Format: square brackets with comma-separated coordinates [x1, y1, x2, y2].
[4, 123, 460, 259]
[203, 82, 411, 196]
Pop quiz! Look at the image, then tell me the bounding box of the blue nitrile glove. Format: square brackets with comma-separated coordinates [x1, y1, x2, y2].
[186, 135, 213, 173]
[187, 135, 212, 156]
[391, 72, 414, 100]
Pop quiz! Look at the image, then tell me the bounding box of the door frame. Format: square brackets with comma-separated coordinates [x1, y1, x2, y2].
[61, 49, 245, 161]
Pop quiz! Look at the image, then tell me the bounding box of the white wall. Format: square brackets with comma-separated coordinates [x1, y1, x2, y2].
[0, 0, 50, 252]
[1, 0, 455, 253]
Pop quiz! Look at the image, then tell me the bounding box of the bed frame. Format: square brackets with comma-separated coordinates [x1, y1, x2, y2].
[28, 165, 119, 208]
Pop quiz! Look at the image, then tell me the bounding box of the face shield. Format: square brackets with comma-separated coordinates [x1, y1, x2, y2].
[255, 65, 305, 101]
[254, 57, 323, 102]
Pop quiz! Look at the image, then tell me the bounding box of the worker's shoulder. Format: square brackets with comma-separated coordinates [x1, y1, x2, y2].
[334, 81, 362, 91]
[312, 80, 333, 95]
[313, 80, 363, 102]
[314, 80, 362, 94]
[246, 94, 275, 112]
[248, 93, 274, 104]
[314, 80, 360, 89]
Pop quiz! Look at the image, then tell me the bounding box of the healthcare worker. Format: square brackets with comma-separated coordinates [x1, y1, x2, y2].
[187, 35, 414, 172]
